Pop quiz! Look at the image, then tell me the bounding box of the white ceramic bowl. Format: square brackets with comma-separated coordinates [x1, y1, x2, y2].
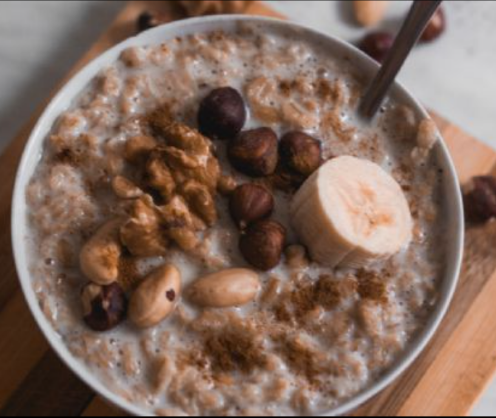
[12, 15, 464, 416]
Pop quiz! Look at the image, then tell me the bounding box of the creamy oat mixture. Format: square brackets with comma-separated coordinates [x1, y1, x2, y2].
[26, 24, 445, 416]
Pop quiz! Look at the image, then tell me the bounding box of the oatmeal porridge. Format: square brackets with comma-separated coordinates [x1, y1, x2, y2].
[26, 23, 446, 416]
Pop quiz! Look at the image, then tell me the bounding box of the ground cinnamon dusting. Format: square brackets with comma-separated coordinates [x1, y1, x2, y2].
[274, 275, 357, 323]
[118, 255, 141, 291]
[204, 328, 266, 375]
[275, 336, 338, 387]
[357, 270, 388, 303]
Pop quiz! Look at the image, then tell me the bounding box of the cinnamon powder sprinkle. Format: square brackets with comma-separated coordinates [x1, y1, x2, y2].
[118, 255, 141, 291]
[357, 270, 388, 303]
[274, 275, 358, 323]
[204, 328, 266, 375]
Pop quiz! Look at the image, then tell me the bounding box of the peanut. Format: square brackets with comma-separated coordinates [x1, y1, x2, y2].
[129, 264, 182, 328]
[353, 1, 389, 27]
[187, 268, 261, 308]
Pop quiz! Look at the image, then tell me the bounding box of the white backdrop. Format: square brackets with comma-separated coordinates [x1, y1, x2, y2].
[0, 1, 494, 415]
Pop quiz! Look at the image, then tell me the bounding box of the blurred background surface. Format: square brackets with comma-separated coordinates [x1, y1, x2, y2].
[0, 1, 494, 415]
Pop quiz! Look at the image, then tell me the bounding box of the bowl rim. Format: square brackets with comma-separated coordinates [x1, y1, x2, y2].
[11, 14, 465, 417]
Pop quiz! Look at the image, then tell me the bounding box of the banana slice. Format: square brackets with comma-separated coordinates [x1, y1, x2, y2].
[291, 156, 412, 268]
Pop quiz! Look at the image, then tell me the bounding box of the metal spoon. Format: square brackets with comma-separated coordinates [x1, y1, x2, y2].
[359, 0, 443, 118]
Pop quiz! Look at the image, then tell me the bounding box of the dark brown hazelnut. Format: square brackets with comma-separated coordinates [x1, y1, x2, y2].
[270, 165, 306, 192]
[279, 131, 323, 177]
[420, 7, 446, 43]
[240, 220, 286, 271]
[463, 176, 496, 224]
[230, 184, 274, 229]
[82, 283, 127, 332]
[228, 128, 278, 177]
[198, 87, 247, 140]
[358, 32, 395, 63]
[136, 11, 166, 33]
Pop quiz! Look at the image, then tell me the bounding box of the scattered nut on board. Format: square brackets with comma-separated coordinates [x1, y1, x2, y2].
[178, 1, 254, 17]
[353, 1, 390, 27]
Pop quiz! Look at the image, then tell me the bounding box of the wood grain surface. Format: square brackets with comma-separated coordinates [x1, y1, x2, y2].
[0, 1, 495, 416]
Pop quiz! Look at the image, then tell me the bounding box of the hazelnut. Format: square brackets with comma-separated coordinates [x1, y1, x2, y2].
[279, 131, 323, 177]
[463, 176, 496, 223]
[228, 128, 278, 177]
[82, 283, 127, 332]
[420, 7, 446, 43]
[239, 220, 286, 271]
[230, 184, 274, 229]
[136, 11, 166, 33]
[198, 87, 247, 140]
[358, 32, 395, 63]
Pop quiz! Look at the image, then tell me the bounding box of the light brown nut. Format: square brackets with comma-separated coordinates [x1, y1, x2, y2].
[217, 174, 238, 196]
[80, 219, 123, 285]
[353, 1, 389, 27]
[129, 264, 182, 328]
[112, 176, 144, 199]
[146, 152, 177, 201]
[284, 245, 310, 269]
[124, 135, 158, 164]
[187, 268, 261, 308]
[167, 227, 200, 252]
[159, 195, 205, 231]
[181, 180, 217, 226]
[120, 196, 169, 257]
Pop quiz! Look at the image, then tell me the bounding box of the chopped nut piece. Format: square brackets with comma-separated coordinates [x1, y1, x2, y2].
[121, 196, 169, 257]
[146, 151, 177, 200]
[181, 181, 217, 226]
[124, 135, 158, 164]
[217, 174, 237, 196]
[149, 110, 211, 154]
[80, 219, 124, 286]
[167, 227, 200, 252]
[112, 176, 144, 199]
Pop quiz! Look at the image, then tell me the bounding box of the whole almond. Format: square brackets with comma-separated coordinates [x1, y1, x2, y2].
[129, 264, 182, 328]
[353, 1, 389, 27]
[187, 268, 261, 308]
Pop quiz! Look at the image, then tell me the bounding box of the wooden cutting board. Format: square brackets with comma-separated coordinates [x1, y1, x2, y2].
[1, 1, 496, 416]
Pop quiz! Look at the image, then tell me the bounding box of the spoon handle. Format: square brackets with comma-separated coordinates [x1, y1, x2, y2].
[359, 0, 443, 118]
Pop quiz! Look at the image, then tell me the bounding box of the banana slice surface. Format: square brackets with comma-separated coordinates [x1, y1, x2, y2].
[291, 156, 413, 268]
